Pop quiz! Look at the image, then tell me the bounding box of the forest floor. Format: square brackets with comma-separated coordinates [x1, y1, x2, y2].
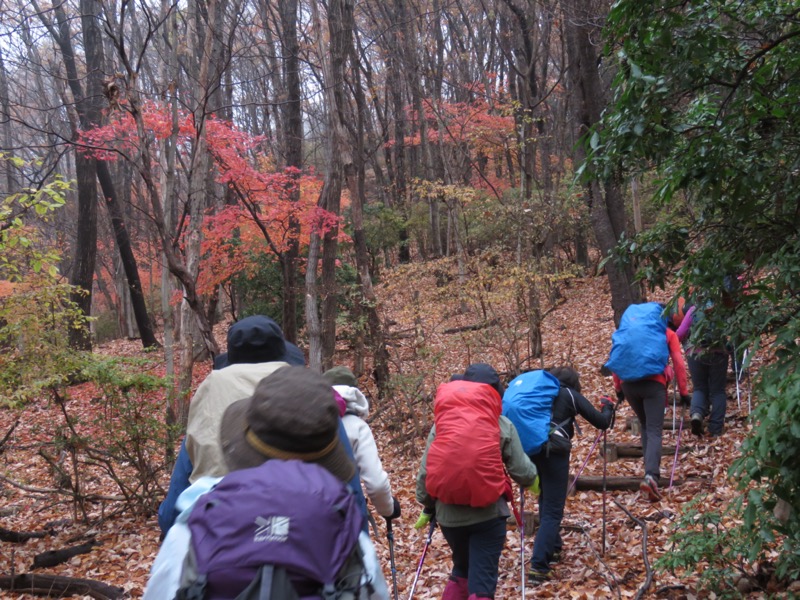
[0, 263, 766, 599]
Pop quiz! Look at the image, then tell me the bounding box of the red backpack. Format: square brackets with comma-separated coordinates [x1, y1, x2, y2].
[425, 380, 507, 507]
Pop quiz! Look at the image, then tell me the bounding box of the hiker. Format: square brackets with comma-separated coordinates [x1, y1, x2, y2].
[145, 367, 389, 599]
[415, 363, 538, 600]
[525, 366, 616, 584]
[158, 316, 367, 535]
[324, 366, 401, 522]
[186, 315, 297, 480]
[610, 305, 691, 501]
[213, 338, 305, 369]
[674, 298, 729, 437]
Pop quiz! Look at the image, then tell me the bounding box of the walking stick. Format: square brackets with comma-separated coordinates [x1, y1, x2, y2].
[741, 348, 752, 414]
[408, 517, 436, 600]
[602, 429, 608, 556]
[385, 518, 399, 600]
[566, 429, 604, 496]
[669, 380, 684, 491]
[520, 486, 526, 597]
[733, 348, 742, 411]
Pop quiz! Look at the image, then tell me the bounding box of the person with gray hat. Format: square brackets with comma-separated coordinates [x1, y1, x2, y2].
[324, 366, 401, 522]
[145, 367, 389, 599]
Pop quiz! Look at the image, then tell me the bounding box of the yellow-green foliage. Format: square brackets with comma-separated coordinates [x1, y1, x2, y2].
[0, 157, 89, 406]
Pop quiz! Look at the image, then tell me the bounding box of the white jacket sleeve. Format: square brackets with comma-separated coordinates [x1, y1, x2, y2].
[144, 477, 220, 599]
[344, 415, 394, 517]
[144, 521, 190, 599]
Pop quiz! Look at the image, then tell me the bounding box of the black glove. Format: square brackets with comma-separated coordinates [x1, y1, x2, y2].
[616, 390, 625, 403]
[680, 394, 692, 407]
[387, 496, 402, 520]
[600, 395, 615, 410]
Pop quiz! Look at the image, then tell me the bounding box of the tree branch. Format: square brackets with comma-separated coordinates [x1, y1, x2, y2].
[613, 499, 653, 600]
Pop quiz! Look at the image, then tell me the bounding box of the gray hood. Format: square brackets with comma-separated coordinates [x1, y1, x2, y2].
[333, 385, 369, 418]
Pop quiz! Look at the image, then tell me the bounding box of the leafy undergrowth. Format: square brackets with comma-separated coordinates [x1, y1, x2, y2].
[0, 268, 767, 598]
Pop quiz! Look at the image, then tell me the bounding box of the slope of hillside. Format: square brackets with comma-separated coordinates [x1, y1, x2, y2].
[0, 268, 761, 598]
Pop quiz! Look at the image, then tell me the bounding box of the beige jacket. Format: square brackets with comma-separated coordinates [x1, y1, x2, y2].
[186, 362, 288, 481]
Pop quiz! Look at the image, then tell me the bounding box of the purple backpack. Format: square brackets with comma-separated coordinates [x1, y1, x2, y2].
[175, 459, 365, 600]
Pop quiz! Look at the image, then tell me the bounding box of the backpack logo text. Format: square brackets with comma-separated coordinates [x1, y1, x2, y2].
[254, 515, 290, 543]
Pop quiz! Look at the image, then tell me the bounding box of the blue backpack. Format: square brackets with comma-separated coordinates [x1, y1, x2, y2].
[175, 459, 368, 600]
[604, 302, 668, 381]
[502, 370, 562, 456]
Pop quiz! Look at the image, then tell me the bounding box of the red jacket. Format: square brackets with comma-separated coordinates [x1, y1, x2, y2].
[613, 328, 689, 396]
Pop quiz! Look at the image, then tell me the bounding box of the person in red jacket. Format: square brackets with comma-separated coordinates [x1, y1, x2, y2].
[613, 327, 691, 501]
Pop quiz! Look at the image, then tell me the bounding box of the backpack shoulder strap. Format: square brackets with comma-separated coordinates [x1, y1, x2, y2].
[174, 544, 207, 600]
[321, 538, 368, 600]
[235, 564, 301, 600]
[551, 388, 580, 437]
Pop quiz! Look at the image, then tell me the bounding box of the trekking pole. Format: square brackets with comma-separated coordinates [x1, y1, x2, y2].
[733, 348, 742, 412]
[746, 353, 752, 414]
[602, 429, 608, 556]
[385, 518, 399, 600]
[520, 486, 526, 598]
[669, 380, 684, 491]
[408, 517, 436, 600]
[566, 429, 604, 496]
[741, 348, 752, 414]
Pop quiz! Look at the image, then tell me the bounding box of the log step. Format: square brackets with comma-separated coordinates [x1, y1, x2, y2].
[627, 416, 687, 433]
[600, 442, 689, 461]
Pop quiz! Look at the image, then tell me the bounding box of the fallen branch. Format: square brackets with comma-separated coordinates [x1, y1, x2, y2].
[0, 474, 125, 501]
[32, 540, 101, 569]
[0, 526, 48, 543]
[613, 500, 653, 600]
[655, 584, 687, 594]
[626, 416, 683, 431]
[0, 473, 61, 495]
[0, 574, 125, 599]
[442, 318, 500, 334]
[0, 419, 19, 453]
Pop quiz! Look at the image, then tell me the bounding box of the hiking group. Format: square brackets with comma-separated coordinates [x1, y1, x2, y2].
[146, 297, 740, 598]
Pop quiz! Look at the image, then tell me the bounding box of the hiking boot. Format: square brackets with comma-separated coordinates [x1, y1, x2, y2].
[527, 569, 552, 585]
[639, 474, 662, 502]
[690, 413, 704, 436]
[442, 576, 468, 600]
[550, 549, 562, 564]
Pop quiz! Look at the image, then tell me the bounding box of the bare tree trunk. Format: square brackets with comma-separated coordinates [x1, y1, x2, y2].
[390, 0, 411, 263]
[105, 0, 220, 361]
[342, 1, 390, 395]
[305, 231, 323, 372]
[38, 0, 157, 350]
[40, 0, 101, 350]
[160, 0, 181, 435]
[562, 0, 641, 323]
[278, 0, 302, 342]
[311, 0, 350, 370]
[95, 162, 158, 347]
[0, 46, 19, 196]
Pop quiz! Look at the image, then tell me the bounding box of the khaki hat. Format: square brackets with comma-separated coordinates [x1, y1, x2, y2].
[220, 366, 355, 482]
[323, 366, 358, 388]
